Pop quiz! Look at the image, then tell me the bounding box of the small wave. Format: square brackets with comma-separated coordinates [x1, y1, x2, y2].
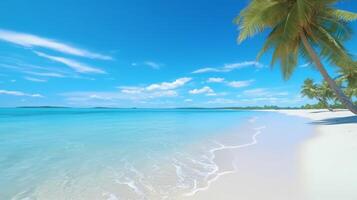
[183, 125, 266, 197]
[102, 192, 119, 200]
[249, 116, 259, 123]
[113, 162, 146, 199]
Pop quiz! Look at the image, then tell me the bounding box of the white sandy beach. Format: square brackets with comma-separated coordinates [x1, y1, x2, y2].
[185, 109, 357, 200]
[278, 109, 357, 200]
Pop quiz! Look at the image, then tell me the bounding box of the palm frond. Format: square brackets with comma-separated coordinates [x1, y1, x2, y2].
[332, 9, 357, 22]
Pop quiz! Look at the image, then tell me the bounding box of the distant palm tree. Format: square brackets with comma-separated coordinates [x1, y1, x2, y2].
[235, 0, 357, 114]
[337, 62, 357, 89]
[336, 66, 357, 99]
[301, 79, 334, 111]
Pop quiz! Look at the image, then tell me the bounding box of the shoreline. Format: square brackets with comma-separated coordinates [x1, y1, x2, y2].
[185, 111, 313, 200]
[183, 125, 266, 197]
[1, 109, 355, 199]
[186, 109, 357, 200]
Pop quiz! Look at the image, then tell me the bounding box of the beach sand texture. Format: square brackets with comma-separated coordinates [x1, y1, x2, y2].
[188, 110, 357, 200]
[279, 110, 357, 200]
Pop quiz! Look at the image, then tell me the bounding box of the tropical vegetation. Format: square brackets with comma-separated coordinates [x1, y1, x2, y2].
[301, 79, 335, 111]
[235, 0, 357, 114]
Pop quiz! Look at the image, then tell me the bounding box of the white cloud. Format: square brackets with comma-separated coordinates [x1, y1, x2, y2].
[192, 67, 220, 74]
[223, 61, 263, 70]
[24, 77, 47, 82]
[0, 89, 43, 98]
[227, 79, 254, 88]
[35, 51, 105, 74]
[146, 77, 192, 91]
[64, 77, 191, 105]
[234, 88, 293, 105]
[120, 86, 145, 94]
[118, 77, 191, 96]
[242, 88, 268, 96]
[242, 88, 289, 97]
[154, 90, 178, 97]
[207, 77, 224, 83]
[131, 61, 162, 69]
[63, 90, 178, 102]
[192, 61, 264, 74]
[88, 94, 112, 100]
[31, 94, 44, 98]
[189, 86, 214, 95]
[184, 99, 193, 102]
[207, 98, 237, 104]
[0, 29, 112, 60]
[143, 61, 161, 69]
[24, 71, 65, 78]
[0, 61, 69, 78]
[299, 63, 311, 68]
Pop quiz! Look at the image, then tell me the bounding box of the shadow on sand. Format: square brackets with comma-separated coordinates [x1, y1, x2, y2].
[310, 110, 331, 113]
[311, 115, 357, 125]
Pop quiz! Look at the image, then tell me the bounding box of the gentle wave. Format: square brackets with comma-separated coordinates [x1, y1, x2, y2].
[183, 124, 266, 197]
[2, 110, 265, 200]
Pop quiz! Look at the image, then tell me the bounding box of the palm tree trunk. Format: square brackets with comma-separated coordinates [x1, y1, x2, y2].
[300, 32, 357, 115]
[318, 98, 333, 112]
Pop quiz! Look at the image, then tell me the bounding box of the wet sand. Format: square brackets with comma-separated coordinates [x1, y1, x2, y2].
[185, 112, 313, 200]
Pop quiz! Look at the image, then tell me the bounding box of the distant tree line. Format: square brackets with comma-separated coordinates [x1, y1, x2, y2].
[301, 69, 357, 111]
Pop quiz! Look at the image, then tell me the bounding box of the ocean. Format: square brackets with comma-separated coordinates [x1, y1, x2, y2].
[0, 108, 265, 199]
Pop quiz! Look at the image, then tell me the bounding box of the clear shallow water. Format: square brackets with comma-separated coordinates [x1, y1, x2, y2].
[0, 108, 264, 199]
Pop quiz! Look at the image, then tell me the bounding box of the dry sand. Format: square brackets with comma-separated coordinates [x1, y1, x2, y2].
[184, 109, 357, 200]
[278, 109, 357, 200]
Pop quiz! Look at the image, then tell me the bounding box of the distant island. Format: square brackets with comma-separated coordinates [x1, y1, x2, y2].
[16, 106, 71, 109]
[12, 103, 350, 111]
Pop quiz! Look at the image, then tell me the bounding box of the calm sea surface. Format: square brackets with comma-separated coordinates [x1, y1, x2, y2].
[0, 108, 265, 199]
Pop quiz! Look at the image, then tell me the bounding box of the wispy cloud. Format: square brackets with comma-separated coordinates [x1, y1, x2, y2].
[24, 77, 47, 82]
[24, 71, 65, 78]
[207, 98, 237, 104]
[206, 77, 253, 89]
[189, 86, 214, 95]
[0, 89, 43, 98]
[144, 61, 161, 69]
[192, 61, 264, 74]
[0, 61, 85, 79]
[242, 88, 288, 97]
[235, 88, 291, 105]
[120, 86, 145, 94]
[207, 77, 225, 83]
[35, 51, 105, 74]
[192, 67, 221, 74]
[299, 63, 311, 68]
[0, 29, 112, 60]
[237, 96, 303, 105]
[227, 79, 254, 88]
[131, 61, 163, 69]
[63, 90, 178, 103]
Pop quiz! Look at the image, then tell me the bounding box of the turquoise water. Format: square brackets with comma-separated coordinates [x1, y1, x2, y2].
[0, 108, 263, 199]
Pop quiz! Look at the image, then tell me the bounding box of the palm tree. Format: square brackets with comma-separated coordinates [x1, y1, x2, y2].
[335, 67, 357, 100]
[337, 62, 357, 90]
[301, 79, 334, 111]
[235, 0, 357, 114]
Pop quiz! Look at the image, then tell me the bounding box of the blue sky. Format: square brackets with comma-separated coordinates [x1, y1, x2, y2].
[0, 0, 356, 107]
